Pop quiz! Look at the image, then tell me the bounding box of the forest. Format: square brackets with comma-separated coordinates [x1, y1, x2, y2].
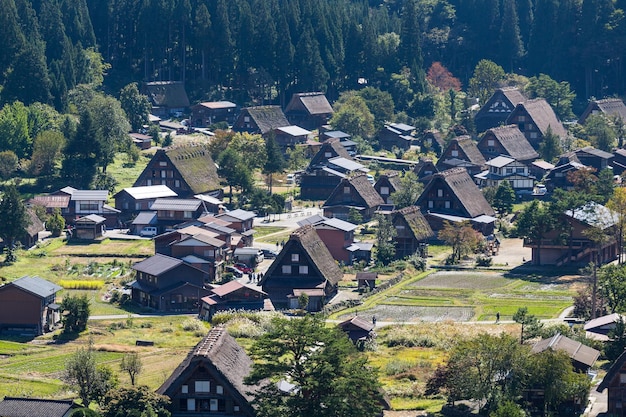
[0, 0, 624, 116]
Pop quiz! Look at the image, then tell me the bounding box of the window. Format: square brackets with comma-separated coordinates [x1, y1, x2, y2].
[299, 265, 309, 274]
[159, 161, 167, 166]
[195, 381, 210, 392]
[396, 225, 405, 230]
[343, 186, 351, 194]
[527, 123, 534, 131]
[518, 115, 526, 122]
[161, 170, 167, 178]
[79, 203, 99, 211]
[516, 168, 525, 174]
[210, 399, 219, 411]
[135, 203, 141, 210]
[291, 254, 299, 262]
[182, 385, 188, 393]
[216, 385, 223, 394]
[234, 405, 240, 412]
[506, 168, 513, 174]
[451, 150, 459, 157]
[437, 189, 443, 197]
[325, 152, 332, 158]
[187, 399, 196, 411]
[175, 180, 180, 187]
[530, 132, 538, 139]
[282, 265, 291, 274]
[244, 116, 250, 122]
[147, 179, 152, 186]
[620, 373, 626, 384]
[380, 186, 389, 195]
[428, 200, 434, 208]
[444, 201, 451, 209]
[487, 139, 494, 147]
[184, 211, 193, 219]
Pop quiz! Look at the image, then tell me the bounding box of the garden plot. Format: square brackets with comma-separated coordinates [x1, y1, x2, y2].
[409, 270, 512, 290]
[337, 305, 474, 323]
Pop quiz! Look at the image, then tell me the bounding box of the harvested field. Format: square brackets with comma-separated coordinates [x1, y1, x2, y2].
[337, 305, 474, 322]
[409, 271, 511, 289]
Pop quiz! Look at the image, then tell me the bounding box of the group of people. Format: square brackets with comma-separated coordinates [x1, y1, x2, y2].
[247, 272, 263, 284]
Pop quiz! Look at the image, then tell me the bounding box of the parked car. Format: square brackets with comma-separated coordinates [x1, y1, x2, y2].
[225, 265, 243, 278]
[233, 263, 253, 274]
[261, 248, 278, 259]
[139, 226, 158, 237]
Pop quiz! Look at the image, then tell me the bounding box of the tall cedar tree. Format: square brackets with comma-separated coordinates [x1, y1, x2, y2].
[263, 135, 286, 194]
[0, 183, 29, 262]
[246, 315, 384, 417]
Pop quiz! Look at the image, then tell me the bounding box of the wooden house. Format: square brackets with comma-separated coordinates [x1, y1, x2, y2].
[612, 149, 626, 175]
[170, 233, 228, 282]
[474, 87, 527, 133]
[143, 81, 190, 118]
[191, 101, 237, 127]
[74, 214, 107, 240]
[261, 225, 342, 311]
[420, 130, 445, 156]
[573, 146, 614, 172]
[232, 105, 289, 135]
[436, 135, 486, 176]
[199, 281, 268, 321]
[523, 202, 618, 265]
[129, 254, 211, 311]
[320, 131, 356, 156]
[531, 333, 599, 373]
[130, 132, 152, 150]
[0, 276, 61, 335]
[133, 146, 223, 199]
[300, 139, 366, 200]
[379, 123, 416, 151]
[298, 215, 369, 265]
[579, 98, 626, 125]
[474, 156, 535, 192]
[114, 185, 177, 214]
[544, 152, 585, 192]
[356, 271, 377, 291]
[157, 326, 259, 416]
[323, 174, 384, 222]
[413, 159, 439, 181]
[390, 206, 434, 259]
[21, 208, 45, 248]
[506, 98, 567, 150]
[273, 125, 312, 150]
[584, 313, 625, 341]
[0, 398, 77, 417]
[530, 160, 555, 181]
[597, 349, 626, 415]
[284, 92, 334, 130]
[150, 198, 205, 230]
[374, 173, 402, 205]
[338, 316, 375, 345]
[131, 211, 158, 235]
[476, 124, 539, 163]
[416, 168, 496, 234]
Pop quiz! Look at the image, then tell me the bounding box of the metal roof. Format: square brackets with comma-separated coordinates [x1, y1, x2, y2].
[70, 190, 108, 201]
[276, 125, 312, 136]
[122, 185, 177, 200]
[132, 254, 184, 276]
[150, 198, 202, 211]
[132, 211, 158, 225]
[8, 276, 62, 298]
[218, 209, 256, 221]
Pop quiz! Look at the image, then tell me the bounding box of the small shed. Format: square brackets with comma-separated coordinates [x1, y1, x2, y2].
[338, 316, 375, 345]
[356, 272, 377, 291]
[74, 214, 107, 240]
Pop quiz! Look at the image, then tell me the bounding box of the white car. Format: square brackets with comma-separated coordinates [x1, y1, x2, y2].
[139, 227, 158, 237]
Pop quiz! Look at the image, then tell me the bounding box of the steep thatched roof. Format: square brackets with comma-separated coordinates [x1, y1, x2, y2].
[392, 206, 434, 241]
[454, 136, 486, 165]
[511, 98, 567, 138]
[157, 326, 259, 414]
[580, 98, 626, 124]
[324, 174, 384, 209]
[164, 145, 221, 194]
[243, 106, 289, 134]
[263, 225, 342, 287]
[480, 125, 539, 161]
[309, 138, 352, 169]
[285, 92, 334, 115]
[143, 81, 190, 108]
[26, 208, 44, 238]
[418, 168, 495, 218]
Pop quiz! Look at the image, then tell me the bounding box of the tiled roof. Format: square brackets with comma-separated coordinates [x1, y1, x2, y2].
[150, 198, 202, 211]
[0, 397, 75, 417]
[132, 254, 184, 276]
[7, 276, 61, 298]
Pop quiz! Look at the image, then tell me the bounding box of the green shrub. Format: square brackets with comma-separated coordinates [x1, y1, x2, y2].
[181, 319, 204, 332]
[385, 359, 416, 376]
[408, 255, 427, 271]
[475, 255, 493, 267]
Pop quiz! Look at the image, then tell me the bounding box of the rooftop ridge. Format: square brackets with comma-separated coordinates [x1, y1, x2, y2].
[194, 326, 225, 356]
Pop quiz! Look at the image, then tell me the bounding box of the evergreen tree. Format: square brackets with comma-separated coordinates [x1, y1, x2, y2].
[2, 43, 52, 106]
[0, 183, 29, 263]
[498, 0, 524, 72]
[538, 127, 562, 163]
[263, 135, 286, 194]
[494, 181, 515, 215]
[119, 83, 151, 131]
[399, 0, 426, 93]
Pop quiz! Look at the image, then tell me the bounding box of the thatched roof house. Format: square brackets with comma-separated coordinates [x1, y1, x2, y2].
[133, 145, 222, 198]
[579, 98, 626, 125]
[233, 106, 289, 135]
[158, 326, 259, 416]
[507, 98, 567, 149]
[285, 92, 334, 129]
[323, 173, 384, 222]
[437, 135, 486, 175]
[391, 206, 434, 259]
[474, 87, 527, 133]
[477, 124, 539, 163]
[261, 225, 342, 310]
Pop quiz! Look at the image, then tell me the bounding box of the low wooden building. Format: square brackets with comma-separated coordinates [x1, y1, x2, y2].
[199, 281, 268, 321]
[157, 326, 260, 416]
[323, 174, 384, 222]
[74, 214, 107, 240]
[391, 206, 434, 259]
[338, 316, 375, 345]
[0, 276, 61, 335]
